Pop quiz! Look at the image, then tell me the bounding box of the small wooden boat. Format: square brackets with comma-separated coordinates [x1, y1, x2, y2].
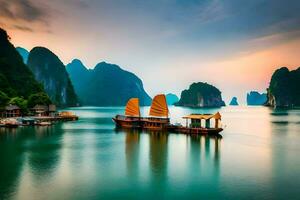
[36, 121, 52, 126]
[177, 113, 223, 135]
[59, 111, 79, 121]
[1, 118, 19, 128]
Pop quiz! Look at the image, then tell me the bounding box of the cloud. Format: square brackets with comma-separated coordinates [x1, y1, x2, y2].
[194, 0, 227, 24]
[11, 24, 34, 32]
[0, 0, 47, 22]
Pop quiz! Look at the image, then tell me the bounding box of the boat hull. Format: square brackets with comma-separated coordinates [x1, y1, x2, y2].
[112, 116, 223, 135]
[112, 117, 141, 129]
[113, 115, 169, 130]
[175, 127, 223, 135]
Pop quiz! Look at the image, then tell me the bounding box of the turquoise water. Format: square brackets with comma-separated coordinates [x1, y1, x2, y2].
[1, 106, 300, 199]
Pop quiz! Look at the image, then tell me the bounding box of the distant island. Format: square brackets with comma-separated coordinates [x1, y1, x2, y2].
[175, 82, 225, 107]
[66, 59, 151, 106]
[247, 91, 267, 106]
[266, 67, 300, 108]
[229, 97, 239, 106]
[166, 93, 179, 105]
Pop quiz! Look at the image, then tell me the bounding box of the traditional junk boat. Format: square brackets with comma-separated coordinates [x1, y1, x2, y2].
[141, 94, 170, 130]
[113, 98, 142, 129]
[113, 94, 223, 135]
[113, 94, 170, 130]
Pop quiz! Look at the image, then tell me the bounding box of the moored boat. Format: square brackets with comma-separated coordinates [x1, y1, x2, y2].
[0, 118, 19, 128]
[113, 95, 224, 135]
[176, 113, 223, 135]
[113, 98, 142, 129]
[140, 94, 170, 130]
[36, 121, 52, 126]
[113, 94, 170, 130]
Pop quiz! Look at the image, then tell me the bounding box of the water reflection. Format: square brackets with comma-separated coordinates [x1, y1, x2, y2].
[149, 131, 168, 190]
[0, 128, 25, 200]
[270, 109, 300, 199]
[27, 126, 63, 180]
[189, 134, 221, 177]
[0, 125, 63, 199]
[125, 130, 140, 180]
[122, 126, 222, 197]
[5, 106, 300, 199]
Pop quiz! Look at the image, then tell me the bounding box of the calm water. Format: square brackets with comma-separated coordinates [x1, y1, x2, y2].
[1, 106, 300, 200]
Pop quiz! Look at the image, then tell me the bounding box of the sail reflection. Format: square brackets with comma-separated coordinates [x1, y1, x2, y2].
[125, 129, 140, 180]
[122, 127, 222, 191]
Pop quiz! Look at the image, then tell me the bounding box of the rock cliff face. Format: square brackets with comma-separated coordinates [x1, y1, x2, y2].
[247, 91, 267, 105]
[166, 93, 179, 105]
[229, 97, 239, 106]
[66, 59, 151, 106]
[0, 28, 43, 99]
[66, 59, 90, 99]
[27, 47, 78, 107]
[175, 82, 225, 107]
[266, 67, 300, 107]
[16, 47, 29, 64]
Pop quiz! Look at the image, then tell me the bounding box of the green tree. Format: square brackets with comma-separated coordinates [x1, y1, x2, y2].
[0, 91, 9, 108]
[27, 93, 52, 108]
[8, 97, 28, 114]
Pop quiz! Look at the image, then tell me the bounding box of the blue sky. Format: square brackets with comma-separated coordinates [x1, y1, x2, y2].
[1, 0, 300, 104]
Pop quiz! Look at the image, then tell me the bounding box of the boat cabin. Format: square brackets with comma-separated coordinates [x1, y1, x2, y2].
[183, 112, 221, 129]
[113, 94, 170, 130]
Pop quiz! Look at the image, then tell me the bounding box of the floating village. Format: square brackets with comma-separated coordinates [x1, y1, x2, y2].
[1, 94, 223, 135]
[0, 104, 78, 128]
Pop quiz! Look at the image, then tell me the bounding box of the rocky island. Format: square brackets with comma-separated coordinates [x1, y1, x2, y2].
[27, 47, 78, 107]
[247, 91, 267, 105]
[266, 67, 300, 108]
[166, 93, 179, 105]
[0, 28, 47, 106]
[229, 97, 239, 106]
[175, 82, 225, 107]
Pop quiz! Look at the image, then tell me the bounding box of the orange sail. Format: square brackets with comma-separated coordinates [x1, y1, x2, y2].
[125, 98, 140, 117]
[149, 94, 169, 117]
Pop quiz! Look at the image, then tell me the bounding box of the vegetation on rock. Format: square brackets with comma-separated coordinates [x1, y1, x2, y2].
[27, 47, 78, 107]
[67, 59, 151, 106]
[175, 82, 225, 107]
[267, 67, 300, 107]
[0, 28, 50, 113]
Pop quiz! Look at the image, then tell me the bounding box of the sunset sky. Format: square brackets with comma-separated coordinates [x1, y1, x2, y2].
[1, 0, 300, 104]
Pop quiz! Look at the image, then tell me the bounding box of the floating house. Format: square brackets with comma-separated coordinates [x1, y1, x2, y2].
[183, 113, 222, 129]
[1, 105, 21, 118]
[31, 104, 57, 117]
